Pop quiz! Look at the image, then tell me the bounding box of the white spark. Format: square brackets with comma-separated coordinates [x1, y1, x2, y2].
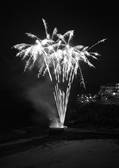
[13, 19, 106, 128]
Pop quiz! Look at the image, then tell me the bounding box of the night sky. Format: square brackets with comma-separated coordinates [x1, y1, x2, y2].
[0, 1, 119, 129]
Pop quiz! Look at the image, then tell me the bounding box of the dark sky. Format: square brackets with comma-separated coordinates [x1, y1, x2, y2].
[1, 1, 119, 87]
[0, 1, 119, 128]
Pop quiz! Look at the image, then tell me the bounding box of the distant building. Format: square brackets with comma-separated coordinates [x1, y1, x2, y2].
[77, 93, 96, 104]
[98, 83, 119, 104]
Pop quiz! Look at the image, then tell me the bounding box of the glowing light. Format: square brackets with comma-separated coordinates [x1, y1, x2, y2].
[13, 19, 106, 128]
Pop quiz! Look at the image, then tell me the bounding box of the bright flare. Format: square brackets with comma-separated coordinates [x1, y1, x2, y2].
[13, 19, 106, 128]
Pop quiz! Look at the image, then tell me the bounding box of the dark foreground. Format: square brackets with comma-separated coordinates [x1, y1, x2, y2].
[0, 128, 119, 168]
[1, 103, 119, 167]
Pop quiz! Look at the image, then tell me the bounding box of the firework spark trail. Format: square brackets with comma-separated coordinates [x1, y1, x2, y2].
[13, 19, 106, 128]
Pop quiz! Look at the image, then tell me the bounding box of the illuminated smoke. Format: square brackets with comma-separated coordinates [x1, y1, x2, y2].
[26, 79, 58, 127]
[13, 19, 106, 128]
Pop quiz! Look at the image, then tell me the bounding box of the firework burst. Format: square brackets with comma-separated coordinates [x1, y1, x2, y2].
[13, 19, 106, 128]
